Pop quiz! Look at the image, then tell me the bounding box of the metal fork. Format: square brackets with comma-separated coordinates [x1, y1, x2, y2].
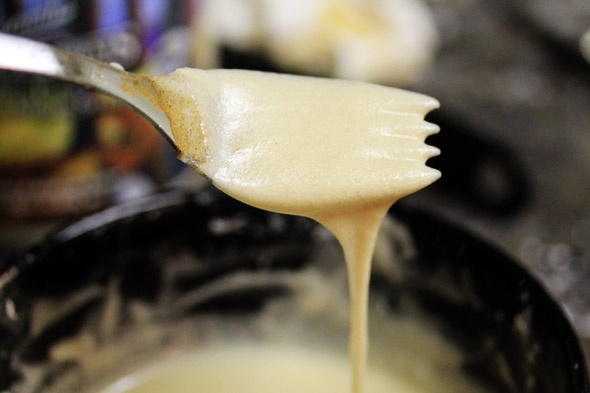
[0, 32, 440, 211]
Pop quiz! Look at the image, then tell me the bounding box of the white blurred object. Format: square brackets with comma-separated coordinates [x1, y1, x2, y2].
[194, 0, 439, 86]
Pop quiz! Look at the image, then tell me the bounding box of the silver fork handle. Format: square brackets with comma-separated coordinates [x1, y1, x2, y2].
[0, 32, 174, 144]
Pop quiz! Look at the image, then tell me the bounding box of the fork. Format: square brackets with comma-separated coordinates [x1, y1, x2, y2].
[0, 32, 440, 213]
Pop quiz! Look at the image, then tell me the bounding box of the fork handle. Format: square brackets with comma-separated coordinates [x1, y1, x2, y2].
[0, 32, 174, 144]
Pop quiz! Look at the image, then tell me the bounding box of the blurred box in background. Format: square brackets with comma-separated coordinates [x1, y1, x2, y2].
[0, 0, 197, 248]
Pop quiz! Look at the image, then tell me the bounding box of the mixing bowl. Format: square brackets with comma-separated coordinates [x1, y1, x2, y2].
[0, 188, 586, 392]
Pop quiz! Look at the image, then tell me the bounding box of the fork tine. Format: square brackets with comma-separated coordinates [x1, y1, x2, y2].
[367, 122, 439, 138]
[378, 94, 439, 116]
[359, 144, 440, 161]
